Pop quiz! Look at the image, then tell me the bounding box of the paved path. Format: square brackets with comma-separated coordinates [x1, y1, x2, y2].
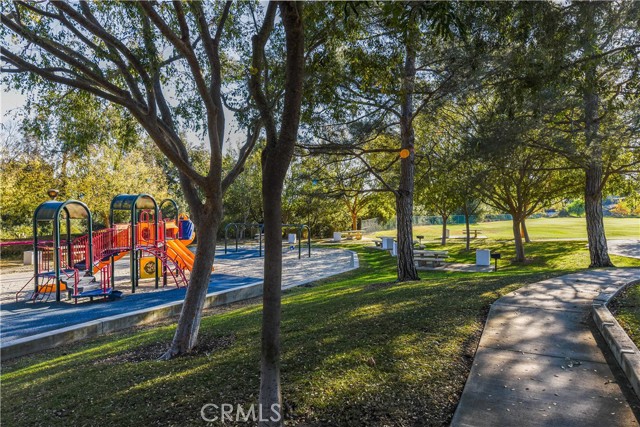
[451, 269, 640, 427]
[609, 240, 640, 259]
[1, 247, 356, 342]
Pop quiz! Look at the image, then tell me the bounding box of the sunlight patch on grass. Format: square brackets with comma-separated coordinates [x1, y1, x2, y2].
[371, 217, 640, 241]
[117, 363, 212, 395]
[2, 242, 639, 426]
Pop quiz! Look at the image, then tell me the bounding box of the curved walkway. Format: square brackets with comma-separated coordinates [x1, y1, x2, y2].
[452, 269, 640, 427]
[609, 240, 640, 259]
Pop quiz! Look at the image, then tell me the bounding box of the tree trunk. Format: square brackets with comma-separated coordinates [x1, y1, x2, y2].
[254, 3, 305, 425]
[395, 27, 419, 282]
[585, 166, 613, 267]
[580, 2, 614, 268]
[395, 192, 418, 281]
[161, 209, 220, 359]
[520, 218, 531, 243]
[464, 210, 471, 251]
[351, 211, 358, 230]
[512, 216, 526, 262]
[441, 215, 448, 246]
[260, 173, 285, 426]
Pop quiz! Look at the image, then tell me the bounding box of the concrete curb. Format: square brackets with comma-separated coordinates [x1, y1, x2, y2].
[1, 250, 360, 361]
[0, 282, 262, 361]
[592, 279, 640, 399]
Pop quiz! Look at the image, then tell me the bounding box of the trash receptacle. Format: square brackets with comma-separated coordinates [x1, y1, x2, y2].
[476, 249, 491, 266]
[333, 232, 342, 242]
[288, 233, 297, 244]
[382, 237, 394, 250]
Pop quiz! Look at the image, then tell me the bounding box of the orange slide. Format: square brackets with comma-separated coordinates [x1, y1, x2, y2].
[93, 252, 126, 274]
[166, 239, 205, 272]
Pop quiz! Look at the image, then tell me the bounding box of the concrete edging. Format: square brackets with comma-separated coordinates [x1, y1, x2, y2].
[592, 279, 640, 399]
[0, 281, 263, 361]
[0, 250, 360, 361]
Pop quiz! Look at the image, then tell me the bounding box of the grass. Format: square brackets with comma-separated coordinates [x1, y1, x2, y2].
[612, 283, 640, 349]
[371, 216, 640, 241]
[2, 241, 640, 426]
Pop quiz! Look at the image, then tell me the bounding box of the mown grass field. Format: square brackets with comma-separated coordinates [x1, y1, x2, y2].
[2, 242, 640, 426]
[370, 216, 640, 241]
[612, 283, 640, 349]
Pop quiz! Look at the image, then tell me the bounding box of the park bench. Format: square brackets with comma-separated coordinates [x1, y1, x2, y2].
[414, 250, 449, 267]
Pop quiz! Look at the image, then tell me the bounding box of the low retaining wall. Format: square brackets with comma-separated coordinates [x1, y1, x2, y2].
[1, 250, 360, 361]
[592, 280, 640, 399]
[0, 282, 263, 361]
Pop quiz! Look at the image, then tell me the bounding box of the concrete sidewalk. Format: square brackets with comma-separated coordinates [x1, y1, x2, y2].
[451, 269, 640, 427]
[609, 240, 640, 260]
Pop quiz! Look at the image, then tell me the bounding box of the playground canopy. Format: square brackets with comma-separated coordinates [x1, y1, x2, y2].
[159, 198, 179, 220]
[110, 194, 159, 290]
[110, 194, 158, 215]
[34, 200, 92, 222]
[33, 200, 93, 302]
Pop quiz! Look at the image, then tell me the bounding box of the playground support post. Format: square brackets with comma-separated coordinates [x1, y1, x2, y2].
[130, 210, 136, 293]
[54, 218, 61, 302]
[110, 194, 159, 293]
[65, 212, 72, 269]
[33, 215, 39, 293]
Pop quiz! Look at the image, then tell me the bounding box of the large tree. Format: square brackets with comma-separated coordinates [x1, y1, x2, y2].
[2, 1, 262, 357]
[248, 2, 305, 424]
[304, 2, 465, 281]
[562, 2, 640, 267]
[481, 1, 640, 266]
[469, 96, 572, 262]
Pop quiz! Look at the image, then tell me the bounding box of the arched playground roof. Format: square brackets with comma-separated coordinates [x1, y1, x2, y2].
[110, 194, 157, 212]
[33, 200, 91, 222]
[159, 198, 179, 220]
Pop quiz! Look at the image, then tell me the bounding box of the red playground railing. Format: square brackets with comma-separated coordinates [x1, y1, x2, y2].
[17, 217, 188, 302]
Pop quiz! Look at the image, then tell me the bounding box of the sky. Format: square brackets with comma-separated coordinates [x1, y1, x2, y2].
[0, 84, 245, 155]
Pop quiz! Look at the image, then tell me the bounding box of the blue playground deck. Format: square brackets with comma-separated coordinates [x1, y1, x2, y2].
[0, 272, 262, 342]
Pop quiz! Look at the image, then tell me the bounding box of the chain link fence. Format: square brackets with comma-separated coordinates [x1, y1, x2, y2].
[361, 214, 520, 233]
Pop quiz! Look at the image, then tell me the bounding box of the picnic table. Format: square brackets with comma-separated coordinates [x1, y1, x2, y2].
[463, 229, 483, 238]
[414, 249, 449, 267]
[339, 230, 363, 240]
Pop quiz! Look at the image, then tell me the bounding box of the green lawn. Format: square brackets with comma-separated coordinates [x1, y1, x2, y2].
[371, 216, 640, 241]
[2, 242, 640, 426]
[612, 283, 640, 349]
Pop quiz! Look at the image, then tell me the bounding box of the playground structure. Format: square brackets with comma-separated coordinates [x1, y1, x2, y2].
[224, 223, 311, 259]
[15, 194, 197, 303]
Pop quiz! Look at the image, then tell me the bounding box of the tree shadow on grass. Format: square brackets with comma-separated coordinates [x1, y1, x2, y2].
[1, 243, 618, 427]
